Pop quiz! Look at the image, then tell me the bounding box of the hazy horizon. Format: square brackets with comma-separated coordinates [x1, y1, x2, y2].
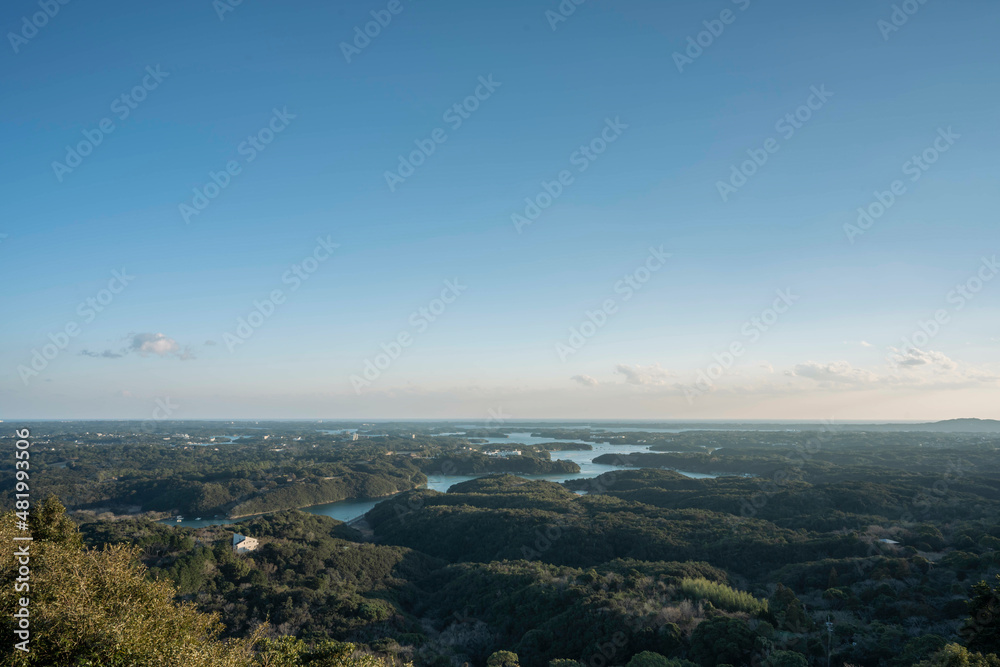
[6, 416, 998, 425]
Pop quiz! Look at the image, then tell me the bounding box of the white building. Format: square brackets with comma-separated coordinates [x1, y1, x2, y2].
[232, 533, 259, 554]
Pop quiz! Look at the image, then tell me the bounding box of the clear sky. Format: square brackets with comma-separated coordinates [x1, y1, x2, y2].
[2, 0, 998, 421]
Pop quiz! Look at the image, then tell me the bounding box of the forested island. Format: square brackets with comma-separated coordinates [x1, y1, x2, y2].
[3, 421, 1000, 667]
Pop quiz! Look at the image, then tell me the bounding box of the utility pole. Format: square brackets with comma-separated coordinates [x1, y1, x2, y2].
[826, 620, 834, 667]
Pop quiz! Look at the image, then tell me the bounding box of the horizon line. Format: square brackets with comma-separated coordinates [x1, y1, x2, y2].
[5, 417, 996, 424]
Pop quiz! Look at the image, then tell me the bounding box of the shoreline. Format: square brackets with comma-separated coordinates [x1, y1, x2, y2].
[223, 485, 415, 520]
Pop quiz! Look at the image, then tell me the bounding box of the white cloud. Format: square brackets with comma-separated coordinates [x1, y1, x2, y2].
[571, 374, 599, 387]
[890, 347, 957, 370]
[131, 333, 180, 357]
[791, 360, 879, 385]
[80, 349, 124, 359]
[882, 348, 999, 387]
[781, 349, 997, 391]
[81, 333, 193, 360]
[615, 363, 670, 386]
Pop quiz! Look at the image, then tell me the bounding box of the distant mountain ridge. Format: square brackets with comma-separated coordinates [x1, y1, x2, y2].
[917, 418, 1000, 432]
[554, 418, 1000, 433]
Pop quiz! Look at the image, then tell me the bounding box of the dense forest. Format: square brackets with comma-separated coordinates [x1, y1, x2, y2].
[2, 422, 1000, 666]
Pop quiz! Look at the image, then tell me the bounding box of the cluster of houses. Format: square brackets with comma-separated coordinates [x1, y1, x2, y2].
[338, 432, 417, 441]
[483, 449, 521, 458]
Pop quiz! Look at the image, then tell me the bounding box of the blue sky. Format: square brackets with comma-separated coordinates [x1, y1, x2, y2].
[2, 0, 998, 420]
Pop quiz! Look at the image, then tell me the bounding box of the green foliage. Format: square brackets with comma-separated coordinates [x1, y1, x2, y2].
[762, 650, 808, 667]
[769, 585, 810, 632]
[82, 510, 441, 646]
[689, 617, 754, 667]
[229, 465, 423, 517]
[914, 644, 1000, 667]
[256, 637, 309, 667]
[3, 499, 406, 667]
[679, 578, 768, 615]
[366, 476, 864, 578]
[962, 576, 1000, 655]
[488, 650, 521, 667]
[254, 638, 389, 667]
[420, 455, 580, 475]
[14, 433, 427, 517]
[894, 636, 949, 667]
[27, 495, 81, 547]
[626, 651, 697, 667]
[0, 507, 258, 667]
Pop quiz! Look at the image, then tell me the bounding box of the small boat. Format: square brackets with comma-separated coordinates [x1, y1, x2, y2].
[176, 516, 183, 522]
[195, 517, 202, 521]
